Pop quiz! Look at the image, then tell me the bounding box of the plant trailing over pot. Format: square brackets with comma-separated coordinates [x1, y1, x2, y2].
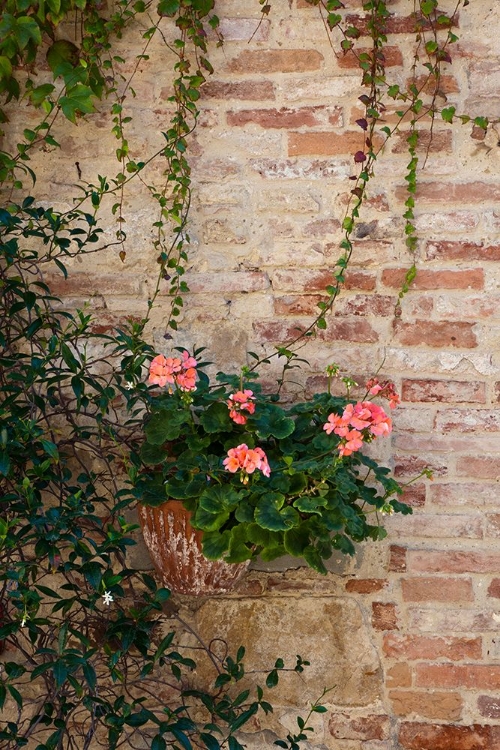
[133, 349, 422, 576]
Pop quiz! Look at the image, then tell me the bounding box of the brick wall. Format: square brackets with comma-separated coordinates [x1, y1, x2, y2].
[5, 0, 500, 747]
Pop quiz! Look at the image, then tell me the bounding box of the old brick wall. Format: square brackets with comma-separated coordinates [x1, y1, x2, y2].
[4, 0, 500, 747]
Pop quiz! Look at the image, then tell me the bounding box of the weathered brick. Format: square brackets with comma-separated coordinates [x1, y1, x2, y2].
[345, 12, 459, 35]
[393, 320, 477, 349]
[227, 106, 341, 129]
[456, 457, 500, 480]
[416, 664, 500, 690]
[410, 74, 460, 95]
[487, 578, 500, 598]
[202, 80, 276, 100]
[302, 218, 342, 237]
[397, 181, 500, 203]
[389, 690, 463, 721]
[228, 49, 324, 74]
[45, 273, 142, 298]
[382, 268, 484, 291]
[389, 545, 407, 572]
[478, 695, 500, 719]
[337, 46, 403, 68]
[394, 454, 448, 479]
[392, 130, 453, 154]
[401, 577, 474, 602]
[400, 483, 426, 508]
[436, 409, 500, 432]
[402, 379, 486, 403]
[217, 17, 270, 41]
[249, 158, 351, 179]
[383, 634, 482, 661]
[387, 663, 412, 688]
[407, 550, 500, 574]
[345, 578, 387, 594]
[415, 211, 479, 233]
[288, 130, 372, 156]
[426, 240, 500, 261]
[430, 483, 500, 508]
[186, 272, 269, 293]
[328, 712, 389, 741]
[486, 516, 500, 539]
[413, 604, 495, 633]
[372, 602, 399, 631]
[271, 268, 375, 293]
[399, 722, 500, 750]
[387, 514, 482, 540]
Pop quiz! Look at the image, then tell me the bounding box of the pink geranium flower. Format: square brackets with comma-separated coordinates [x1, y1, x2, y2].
[148, 351, 198, 392]
[324, 399, 392, 457]
[223, 443, 271, 481]
[227, 389, 256, 425]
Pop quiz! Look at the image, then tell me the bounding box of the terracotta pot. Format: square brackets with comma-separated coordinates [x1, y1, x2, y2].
[137, 500, 249, 596]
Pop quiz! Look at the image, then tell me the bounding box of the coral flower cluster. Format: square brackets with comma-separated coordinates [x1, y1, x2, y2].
[223, 443, 271, 483]
[227, 390, 256, 424]
[323, 400, 394, 457]
[148, 351, 197, 392]
[366, 378, 400, 409]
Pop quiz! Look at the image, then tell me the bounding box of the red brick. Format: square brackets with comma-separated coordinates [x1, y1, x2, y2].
[372, 602, 399, 631]
[392, 130, 453, 154]
[383, 634, 482, 661]
[487, 578, 500, 598]
[387, 662, 412, 688]
[271, 268, 375, 293]
[328, 712, 389, 741]
[400, 483, 426, 508]
[410, 74, 460, 95]
[426, 240, 500, 261]
[388, 545, 407, 572]
[345, 12, 459, 35]
[478, 695, 500, 719]
[397, 181, 500, 204]
[393, 320, 477, 349]
[273, 295, 323, 316]
[398, 722, 500, 750]
[202, 80, 275, 100]
[288, 130, 371, 156]
[401, 577, 474, 603]
[227, 106, 339, 129]
[382, 268, 483, 291]
[337, 46, 403, 68]
[436, 409, 500, 432]
[408, 550, 500, 574]
[402, 379, 486, 404]
[389, 690, 462, 721]
[394, 454, 448, 479]
[430, 483, 500, 508]
[456, 456, 500, 480]
[228, 49, 323, 74]
[417, 664, 500, 690]
[345, 578, 387, 594]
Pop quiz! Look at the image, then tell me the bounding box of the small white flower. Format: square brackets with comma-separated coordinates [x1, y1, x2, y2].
[102, 591, 114, 606]
[21, 617, 27, 627]
[124, 381, 134, 390]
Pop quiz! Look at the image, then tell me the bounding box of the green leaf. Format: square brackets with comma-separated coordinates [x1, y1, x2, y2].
[198, 401, 233, 433]
[255, 494, 299, 531]
[59, 84, 96, 124]
[145, 408, 188, 443]
[140, 441, 168, 465]
[193, 504, 229, 532]
[0, 56, 13, 80]
[253, 404, 295, 439]
[157, 0, 180, 15]
[199, 485, 241, 513]
[13, 16, 42, 50]
[151, 736, 167, 750]
[441, 106, 456, 123]
[201, 530, 231, 559]
[283, 526, 310, 557]
[46, 39, 80, 73]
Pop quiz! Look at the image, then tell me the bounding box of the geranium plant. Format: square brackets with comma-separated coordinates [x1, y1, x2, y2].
[132, 349, 416, 574]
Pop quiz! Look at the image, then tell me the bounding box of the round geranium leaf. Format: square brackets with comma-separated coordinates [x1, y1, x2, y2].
[199, 485, 241, 513]
[201, 530, 231, 560]
[255, 493, 300, 531]
[253, 404, 295, 439]
[198, 402, 233, 433]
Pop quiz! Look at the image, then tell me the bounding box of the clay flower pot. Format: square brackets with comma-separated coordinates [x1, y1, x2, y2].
[137, 500, 249, 596]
